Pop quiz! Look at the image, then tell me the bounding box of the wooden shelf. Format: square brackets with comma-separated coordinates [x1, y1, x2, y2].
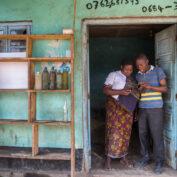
[30, 89, 70, 93]
[30, 34, 73, 40]
[0, 119, 28, 125]
[0, 35, 27, 40]
[0, 34, 73, 40]
[0, 119, 71, 126]
[32, 120, 71, 126]
[0, 149, 71, 160]
[30, 57, 72, 62]
[0, 34, 75, 176]
[0, 58, 28, 62]
[0, 89, 28, 92]
[35, 152, 71, 160]
[0, 89, 70, 93]
[0, 57, 71, 62]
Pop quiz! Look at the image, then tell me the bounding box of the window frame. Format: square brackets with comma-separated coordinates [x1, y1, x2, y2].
[0, 22, 32, 52]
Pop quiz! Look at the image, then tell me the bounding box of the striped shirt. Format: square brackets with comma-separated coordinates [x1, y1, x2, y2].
[136, 65, 166, 108]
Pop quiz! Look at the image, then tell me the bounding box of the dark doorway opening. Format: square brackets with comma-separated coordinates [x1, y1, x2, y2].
[89, 24, 171, 169]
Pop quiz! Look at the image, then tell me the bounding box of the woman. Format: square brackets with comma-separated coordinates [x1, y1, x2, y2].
[103, 59, 139, 170]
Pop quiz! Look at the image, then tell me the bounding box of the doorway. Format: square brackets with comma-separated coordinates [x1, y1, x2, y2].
[82, 18, 177, 172]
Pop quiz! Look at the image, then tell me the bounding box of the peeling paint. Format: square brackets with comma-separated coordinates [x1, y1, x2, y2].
[0, 0, 176, 159]
[47, 40, 62, 49]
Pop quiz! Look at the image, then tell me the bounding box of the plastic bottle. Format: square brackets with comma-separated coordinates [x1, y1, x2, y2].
[42, 66, 49, 90]
[35, 72, 42, 90]
[62, 68, 68, 90]
[68, 72, 71, 90]
[49, 66, 56, 90]
[56, 69, 62, 89]
[63, 97, 68, 122]
[54, 69, 57, 88]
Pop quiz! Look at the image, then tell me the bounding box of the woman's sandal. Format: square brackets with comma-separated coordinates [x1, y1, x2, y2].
[105, 166, 112, 171]
[104, 162, 112, 171]
[120, 159, 133, 168]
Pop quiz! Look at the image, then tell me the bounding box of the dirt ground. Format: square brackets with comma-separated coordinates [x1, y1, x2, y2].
[0, 144, 176, 177]
[0, 157, 176, 177]
[90, 153, 177, 177]
[89, 116, 177, 177]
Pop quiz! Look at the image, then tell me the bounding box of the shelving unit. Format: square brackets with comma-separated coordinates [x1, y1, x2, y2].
[0, 34, 75, 177]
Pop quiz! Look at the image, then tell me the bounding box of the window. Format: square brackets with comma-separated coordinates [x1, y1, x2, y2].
[0, 22, 32, 52]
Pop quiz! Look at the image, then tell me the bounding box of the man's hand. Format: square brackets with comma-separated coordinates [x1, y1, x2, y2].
[139, 81, 152, 90]
[137, 85, 143, 92]
[138, 79, 168, 92]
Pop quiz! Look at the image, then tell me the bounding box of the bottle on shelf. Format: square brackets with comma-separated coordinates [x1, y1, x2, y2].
[68, 72, 71, 90]
[66, 49, 71, 58]
[35, 72, 42, 90]
[63, 97, 68, 122]
[49, 66, 56, 90]
[54, 69, 57, 88]
[42, 66, 49, 90]
[62, 68, 68, 90]
[56, 69, 62, 90]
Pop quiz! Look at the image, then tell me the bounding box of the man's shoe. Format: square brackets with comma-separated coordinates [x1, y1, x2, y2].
[154, 164, 163, 174]
[134, 160, 151, 168]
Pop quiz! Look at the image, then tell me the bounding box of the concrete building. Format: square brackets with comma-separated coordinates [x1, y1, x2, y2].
[0, 0, 176, 176]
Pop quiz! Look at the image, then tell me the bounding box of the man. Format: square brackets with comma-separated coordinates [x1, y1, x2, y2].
[134, 53, 167, 174]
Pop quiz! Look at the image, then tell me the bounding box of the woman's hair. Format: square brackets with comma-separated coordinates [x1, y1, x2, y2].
[121, 58, 134, 67]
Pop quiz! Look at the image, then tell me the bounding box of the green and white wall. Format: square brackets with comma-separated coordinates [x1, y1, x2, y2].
[0, 0, 176, 152]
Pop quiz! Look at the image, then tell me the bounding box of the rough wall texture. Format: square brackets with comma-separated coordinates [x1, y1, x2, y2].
[0, 0, 176, 150]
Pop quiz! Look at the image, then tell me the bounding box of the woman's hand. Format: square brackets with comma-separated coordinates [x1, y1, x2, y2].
[103, 85, 132, 96]
[120, 89, 131, 96]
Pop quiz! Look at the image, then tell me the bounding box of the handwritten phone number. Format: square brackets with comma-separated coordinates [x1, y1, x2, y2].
[86, 0, 139, 10]
[142, 5, 168, 13]
[142, 2, 177, 13]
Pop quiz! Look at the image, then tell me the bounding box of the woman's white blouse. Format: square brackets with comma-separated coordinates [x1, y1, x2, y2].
[104, 70, 126, 100]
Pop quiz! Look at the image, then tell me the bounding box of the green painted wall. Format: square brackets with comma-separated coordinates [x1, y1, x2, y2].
[89, 38, 155, 110]
[0, 0, 176, 149]
[0, 0, 79, 149]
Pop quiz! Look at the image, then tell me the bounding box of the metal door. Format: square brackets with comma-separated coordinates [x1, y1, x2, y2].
[155, 24, 177, 169]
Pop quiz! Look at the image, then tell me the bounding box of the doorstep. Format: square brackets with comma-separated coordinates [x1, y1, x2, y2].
[90, 166, 177, 177]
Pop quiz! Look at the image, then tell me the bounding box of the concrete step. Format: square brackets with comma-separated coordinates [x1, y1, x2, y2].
[0, 170, 70, 177]
[90, 168, 177, 177]
[0, 169, 176, 177]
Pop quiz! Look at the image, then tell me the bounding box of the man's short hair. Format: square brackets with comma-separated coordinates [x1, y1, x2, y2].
[136, 53, 148, 61]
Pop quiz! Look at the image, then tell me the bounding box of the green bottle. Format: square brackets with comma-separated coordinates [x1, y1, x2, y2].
[56, 69, 62, 89]
[62, 68, 68, 90]
[49, 66, 56, 90]
[42, 66, 49, 90]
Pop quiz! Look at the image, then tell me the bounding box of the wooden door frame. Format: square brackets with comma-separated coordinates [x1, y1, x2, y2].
[82, 16, 177, 172]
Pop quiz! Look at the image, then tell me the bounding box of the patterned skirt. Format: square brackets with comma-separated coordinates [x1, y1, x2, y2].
[105, 96, 133, 158]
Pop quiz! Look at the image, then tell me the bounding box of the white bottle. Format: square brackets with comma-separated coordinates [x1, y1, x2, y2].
[35, 72, 42, 90]
[63, 97, 68, 122]
[66, 49, 71, 58]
